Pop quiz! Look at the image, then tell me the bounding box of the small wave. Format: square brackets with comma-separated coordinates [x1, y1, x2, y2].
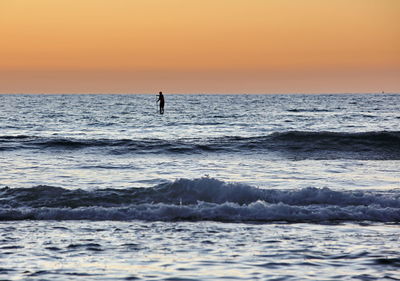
[287, 109, 331, 112]
[1, 178, 399, 223]
[1, 131, 399, 159]
[267, 131, 400, 160]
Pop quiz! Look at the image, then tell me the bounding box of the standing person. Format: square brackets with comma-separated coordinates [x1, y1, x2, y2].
[157, 91, 165, 114]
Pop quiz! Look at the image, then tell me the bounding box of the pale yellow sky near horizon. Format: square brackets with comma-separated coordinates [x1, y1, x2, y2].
[0, 0, 399, 93]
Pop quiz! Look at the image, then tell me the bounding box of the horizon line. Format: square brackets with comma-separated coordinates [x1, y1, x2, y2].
[0, 92, 397, 95]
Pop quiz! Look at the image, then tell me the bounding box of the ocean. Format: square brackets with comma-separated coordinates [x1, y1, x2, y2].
[0, 93, 399, 280]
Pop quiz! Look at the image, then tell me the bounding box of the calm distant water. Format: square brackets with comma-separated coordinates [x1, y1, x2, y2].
[0, 94, 399, 280]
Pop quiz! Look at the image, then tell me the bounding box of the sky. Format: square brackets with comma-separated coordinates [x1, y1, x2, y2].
[0, 0, 399, 94]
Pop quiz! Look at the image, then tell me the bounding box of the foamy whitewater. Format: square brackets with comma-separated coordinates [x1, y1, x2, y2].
[0, 94, 399, 280]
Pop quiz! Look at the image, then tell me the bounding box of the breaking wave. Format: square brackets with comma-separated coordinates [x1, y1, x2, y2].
[1, 131, 399, 160]
[1, 178, 399, 223]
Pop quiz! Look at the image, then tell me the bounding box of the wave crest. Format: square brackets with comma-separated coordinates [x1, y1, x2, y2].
[1, 178, 399, 222]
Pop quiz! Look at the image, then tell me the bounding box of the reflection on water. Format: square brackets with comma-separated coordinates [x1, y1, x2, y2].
[1, 221, 399, 280]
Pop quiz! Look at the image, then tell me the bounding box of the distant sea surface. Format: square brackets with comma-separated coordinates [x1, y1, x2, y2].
[1, 94, 399, 280]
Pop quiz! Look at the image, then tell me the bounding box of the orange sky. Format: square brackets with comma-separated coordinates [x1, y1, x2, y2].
[0, 0, 399, 93]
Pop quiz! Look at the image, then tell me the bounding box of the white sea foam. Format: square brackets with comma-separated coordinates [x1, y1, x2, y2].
[1, 178, 399, 222]
[1, 201, 399, 222]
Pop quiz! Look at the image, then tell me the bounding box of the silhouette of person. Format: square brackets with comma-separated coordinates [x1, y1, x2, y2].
[157, 91, 165, 114]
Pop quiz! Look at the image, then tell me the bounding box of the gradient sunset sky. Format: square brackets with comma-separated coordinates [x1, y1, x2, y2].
[1, 0, 399, 94]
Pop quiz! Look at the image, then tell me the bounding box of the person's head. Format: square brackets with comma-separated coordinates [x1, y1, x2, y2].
[159, 91, 163, 96]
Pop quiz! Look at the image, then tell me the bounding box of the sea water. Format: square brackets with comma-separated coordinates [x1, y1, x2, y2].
[0, 94, 399, 280]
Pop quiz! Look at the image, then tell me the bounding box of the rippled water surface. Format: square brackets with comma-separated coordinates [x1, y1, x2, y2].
[1, 94, 399, 189]
[1, 221, 399, 281]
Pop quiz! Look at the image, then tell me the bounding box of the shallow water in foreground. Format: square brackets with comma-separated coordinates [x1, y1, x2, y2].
[1, 221, 399, 281]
